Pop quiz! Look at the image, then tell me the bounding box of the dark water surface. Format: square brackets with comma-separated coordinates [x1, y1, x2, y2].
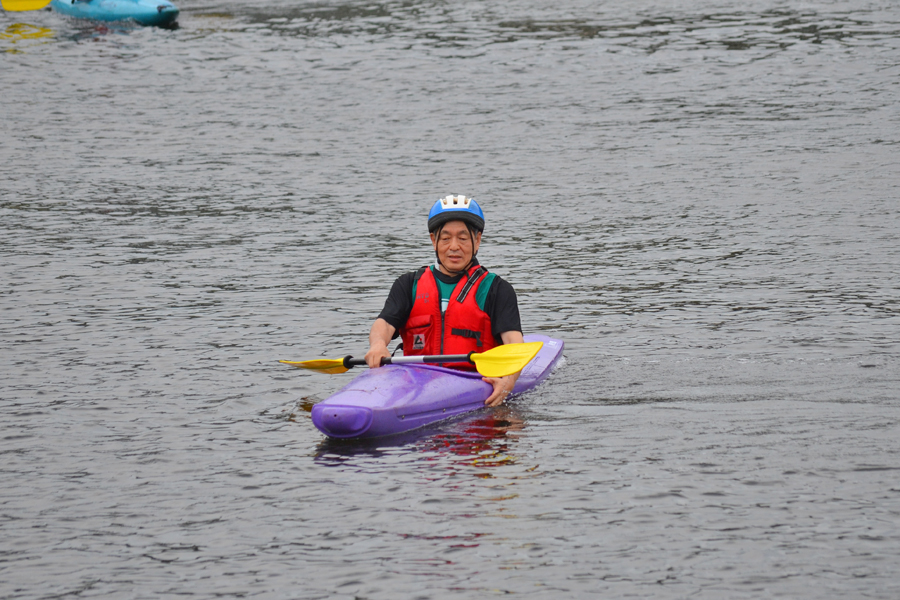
[2, 0, 899, 597]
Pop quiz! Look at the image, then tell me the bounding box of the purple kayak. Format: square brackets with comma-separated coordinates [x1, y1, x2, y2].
[311, 334, 564, 439]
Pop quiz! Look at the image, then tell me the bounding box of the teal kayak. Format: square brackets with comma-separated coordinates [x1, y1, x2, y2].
[50, 0, 179, 26]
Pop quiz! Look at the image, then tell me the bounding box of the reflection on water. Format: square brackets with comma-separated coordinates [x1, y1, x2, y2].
[1, 22, 53, 52]
[314, 407, 526, 469]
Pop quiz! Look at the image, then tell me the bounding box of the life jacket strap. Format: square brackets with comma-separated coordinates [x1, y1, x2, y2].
[456, 266, 487, 303]
[450, 328, 483, 347]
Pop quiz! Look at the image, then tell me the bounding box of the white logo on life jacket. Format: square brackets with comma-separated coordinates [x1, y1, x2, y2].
[413, 334, 426, 350]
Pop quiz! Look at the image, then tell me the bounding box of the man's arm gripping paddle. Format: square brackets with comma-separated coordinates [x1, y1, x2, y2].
[365, 317, 395, 368]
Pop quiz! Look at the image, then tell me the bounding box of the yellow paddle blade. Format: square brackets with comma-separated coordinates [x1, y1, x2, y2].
[2, 0, 53, 11]
[279, 358, 349, 375]
[472, 341, 542, 378]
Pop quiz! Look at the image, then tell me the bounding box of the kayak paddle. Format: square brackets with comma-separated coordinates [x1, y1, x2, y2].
[280, 341, 543, 378]
[2, 0, 53, 11]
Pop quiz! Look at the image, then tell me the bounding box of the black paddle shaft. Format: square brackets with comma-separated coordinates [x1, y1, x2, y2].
[343, 353, 475, 369]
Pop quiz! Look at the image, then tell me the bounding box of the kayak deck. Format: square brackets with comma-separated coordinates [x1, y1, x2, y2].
[311, 334, 564, 439]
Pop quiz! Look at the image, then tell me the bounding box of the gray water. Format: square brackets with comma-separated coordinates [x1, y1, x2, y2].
[2, 0, 899, 597]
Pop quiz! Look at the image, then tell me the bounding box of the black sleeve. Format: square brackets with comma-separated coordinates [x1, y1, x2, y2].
[376, 271, 417, 337]
[484, 276, 522, 342]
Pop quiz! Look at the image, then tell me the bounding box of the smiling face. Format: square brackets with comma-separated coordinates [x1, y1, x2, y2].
[431, 220, 482, 275]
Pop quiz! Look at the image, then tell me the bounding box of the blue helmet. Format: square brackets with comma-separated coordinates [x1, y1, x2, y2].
[427, 195, 485, 233]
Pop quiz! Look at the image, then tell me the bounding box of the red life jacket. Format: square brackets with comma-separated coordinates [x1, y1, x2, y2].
[399, 265, 497, 370]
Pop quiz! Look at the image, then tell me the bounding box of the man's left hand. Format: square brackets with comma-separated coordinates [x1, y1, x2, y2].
[482, 333, 526, 406]
[482, 374, 518, 407]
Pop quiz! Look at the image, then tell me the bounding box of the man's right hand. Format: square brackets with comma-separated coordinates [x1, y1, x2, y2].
[364, 343, 391, 369]
[366, 318, 397, 368]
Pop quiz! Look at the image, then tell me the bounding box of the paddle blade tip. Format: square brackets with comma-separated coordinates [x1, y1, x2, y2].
[278, 359, 349, 374]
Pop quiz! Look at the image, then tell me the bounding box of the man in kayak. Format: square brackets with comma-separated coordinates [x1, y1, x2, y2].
[364, 195, 524, 407]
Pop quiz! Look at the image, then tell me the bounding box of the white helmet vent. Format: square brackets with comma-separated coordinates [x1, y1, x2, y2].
[440, 195, 471, 209]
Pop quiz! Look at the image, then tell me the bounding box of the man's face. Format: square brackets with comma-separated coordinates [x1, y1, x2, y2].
[431, 220, 481, 274]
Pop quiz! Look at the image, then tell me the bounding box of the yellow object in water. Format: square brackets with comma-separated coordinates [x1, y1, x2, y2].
[1, 0, 53, 11]
[1, 23, 53, 54]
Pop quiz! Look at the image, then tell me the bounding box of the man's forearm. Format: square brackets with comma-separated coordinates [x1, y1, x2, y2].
[369, 318, 396, 349]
